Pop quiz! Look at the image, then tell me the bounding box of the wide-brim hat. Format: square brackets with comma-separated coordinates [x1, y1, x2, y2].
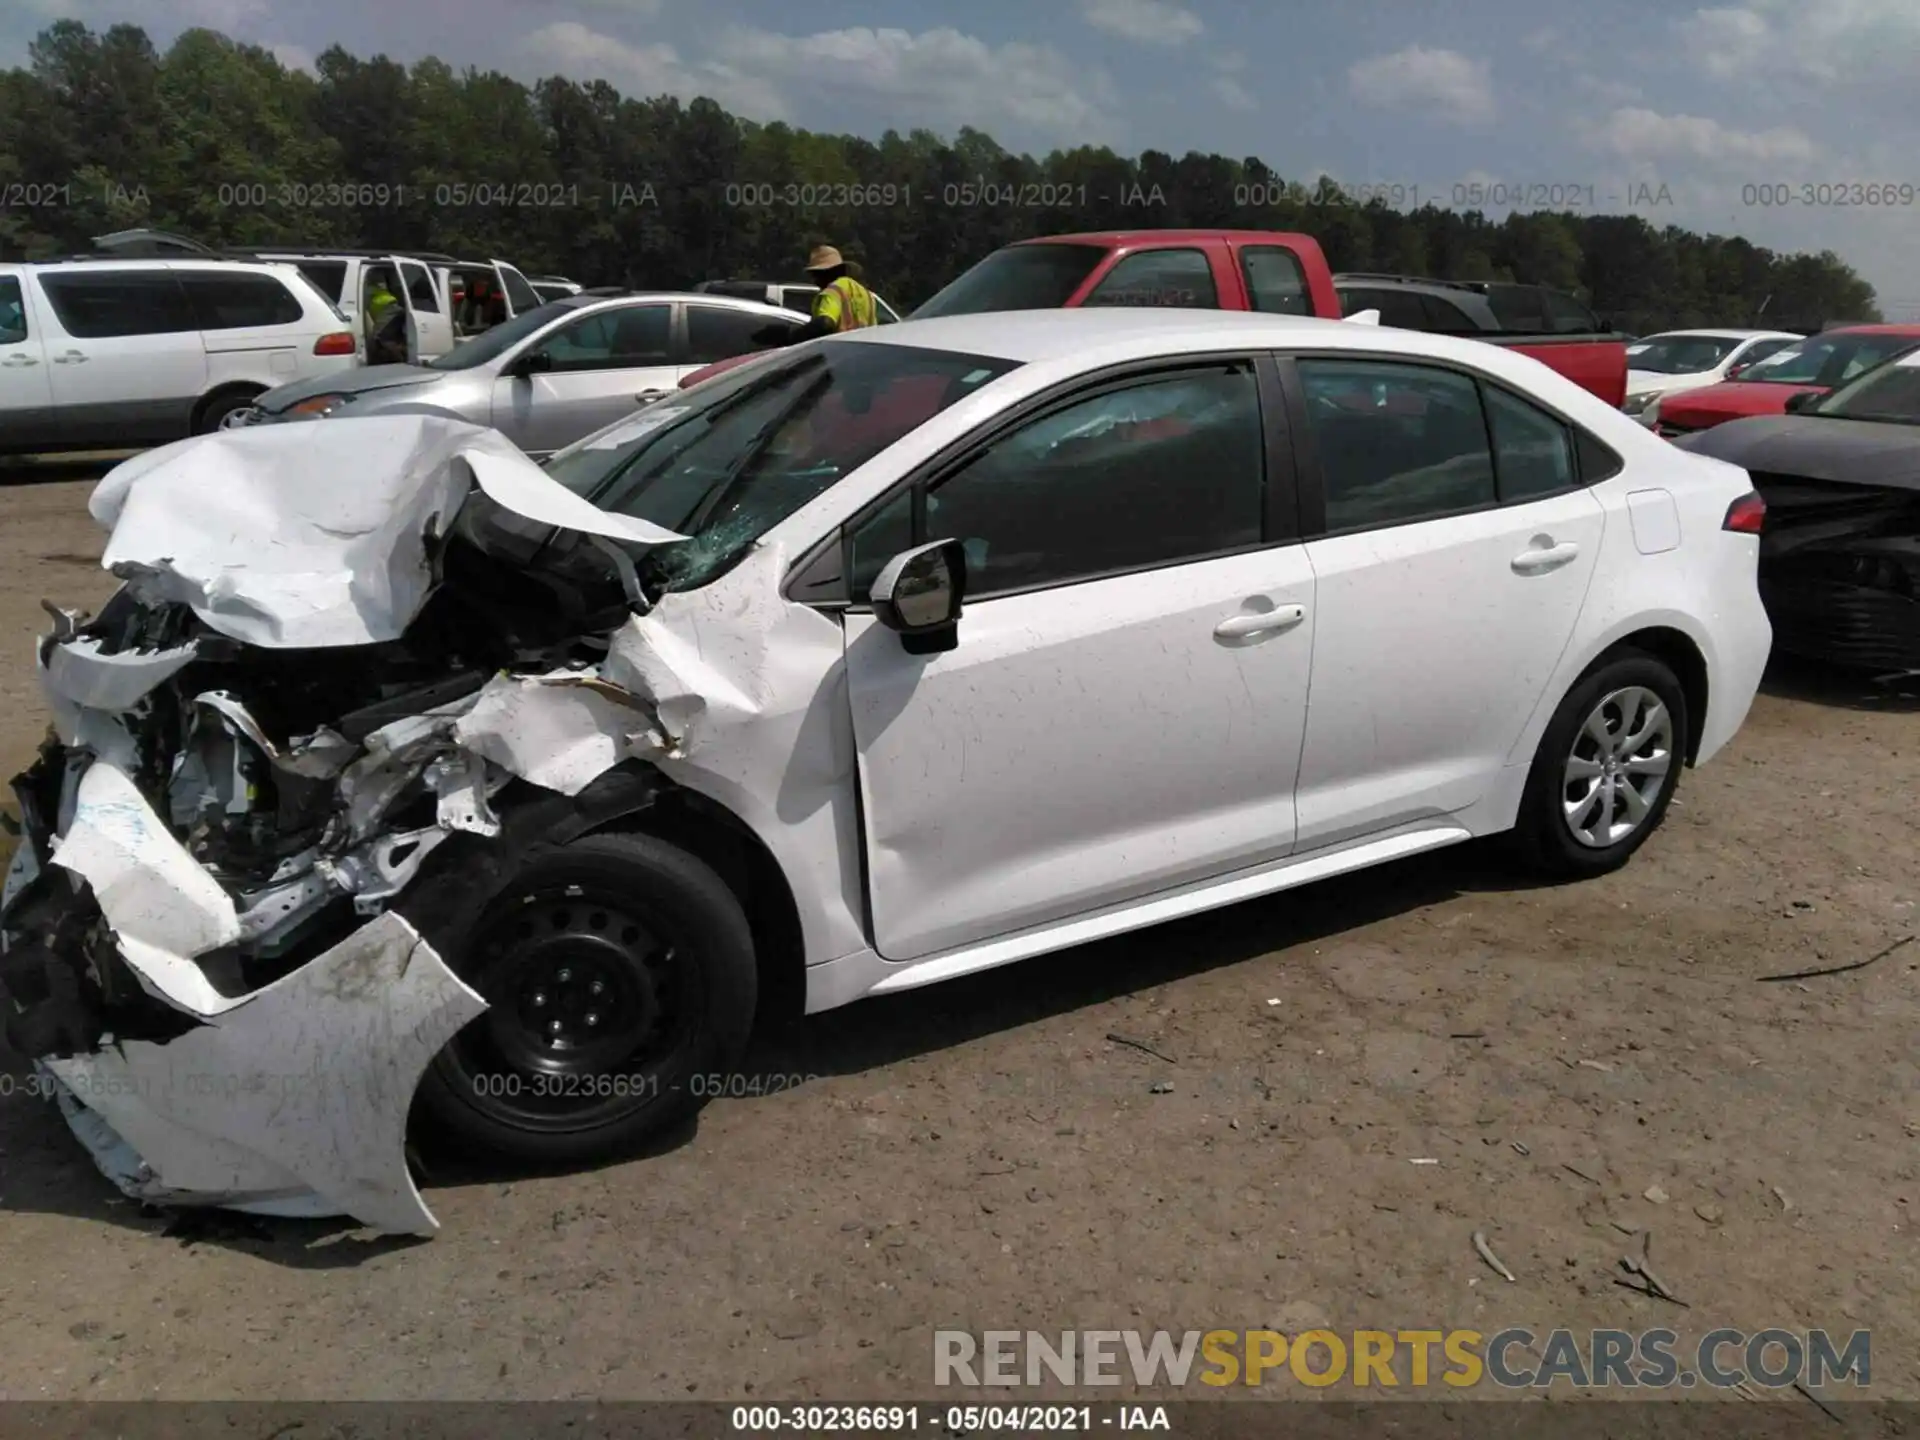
[805, 245, 844, 272]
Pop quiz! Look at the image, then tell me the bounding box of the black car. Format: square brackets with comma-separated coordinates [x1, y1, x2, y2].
[1332, 274, 1609, 335]
[1672, 344, 1920, 672]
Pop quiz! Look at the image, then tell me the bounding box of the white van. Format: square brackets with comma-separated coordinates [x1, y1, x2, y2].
[244, 250, 545, 360]
[0, 257, 359, 456]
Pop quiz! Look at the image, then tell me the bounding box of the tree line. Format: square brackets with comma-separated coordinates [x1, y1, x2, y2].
[0, 22, 1881, 332]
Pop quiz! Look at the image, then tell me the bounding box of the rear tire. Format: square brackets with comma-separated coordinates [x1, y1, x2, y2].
[194, 390, 261, 433]
[1510, 651, 1689, 880]
[414, 830, 757, 1165]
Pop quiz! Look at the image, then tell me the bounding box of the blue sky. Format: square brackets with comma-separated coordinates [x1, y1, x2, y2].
[9, 0, 1918, 313]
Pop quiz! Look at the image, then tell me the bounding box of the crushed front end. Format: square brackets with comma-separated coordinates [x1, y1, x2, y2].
[0, 417, 699, 1234]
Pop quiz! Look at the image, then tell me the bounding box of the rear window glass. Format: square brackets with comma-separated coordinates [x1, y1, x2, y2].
[178, 271, 305, 329]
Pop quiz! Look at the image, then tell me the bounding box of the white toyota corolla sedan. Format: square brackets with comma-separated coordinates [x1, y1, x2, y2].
[6, 308, 1772, 1233]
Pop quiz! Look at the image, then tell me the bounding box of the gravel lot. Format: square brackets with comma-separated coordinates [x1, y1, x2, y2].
[0, 467, 1915, 1403]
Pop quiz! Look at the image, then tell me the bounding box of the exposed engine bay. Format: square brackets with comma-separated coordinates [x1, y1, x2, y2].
[0, 415, 735, 1234]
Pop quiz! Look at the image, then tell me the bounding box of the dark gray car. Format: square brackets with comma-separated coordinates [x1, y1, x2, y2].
[1673, 342, 1920, 671]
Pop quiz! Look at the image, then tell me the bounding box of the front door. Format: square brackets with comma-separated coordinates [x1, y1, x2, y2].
[489, 302, 677, 455]
[842, 359, 1316, 961]
[1282, 354, 1608, 850]
[0, 273, 56, 452]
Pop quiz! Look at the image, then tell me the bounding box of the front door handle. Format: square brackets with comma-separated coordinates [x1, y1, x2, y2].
[1214, 604, 1307, 640]
[53, 350, 87, 364]
[635, 389, 666, 403]
[1512, 540, 1580, 575]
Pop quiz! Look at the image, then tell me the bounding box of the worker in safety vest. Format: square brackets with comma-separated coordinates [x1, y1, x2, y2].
[801, 245, 876, 335]
[364, 269, 400, 338]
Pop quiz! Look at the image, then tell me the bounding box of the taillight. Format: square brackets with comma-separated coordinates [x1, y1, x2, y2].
[313, 332, 355, 356]
[1722, 491, 1766, 533]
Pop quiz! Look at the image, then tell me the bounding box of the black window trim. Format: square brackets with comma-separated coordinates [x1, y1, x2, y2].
[783, 350, 1304, 610]
[1275, 349, 1623, 539]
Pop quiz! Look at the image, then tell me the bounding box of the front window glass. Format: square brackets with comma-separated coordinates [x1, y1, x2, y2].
[1625, 334, 1744, 374]
[425, 303, 569, 370]
[1812, 349, 1920, 422]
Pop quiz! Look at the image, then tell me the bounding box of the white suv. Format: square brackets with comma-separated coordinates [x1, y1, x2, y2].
[0, 258, 359, 456]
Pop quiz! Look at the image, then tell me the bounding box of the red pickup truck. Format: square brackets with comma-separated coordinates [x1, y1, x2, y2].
[680, 231, 1629, 406]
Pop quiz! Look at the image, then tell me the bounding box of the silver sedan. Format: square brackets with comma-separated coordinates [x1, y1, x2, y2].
[242, 292, 807, 457]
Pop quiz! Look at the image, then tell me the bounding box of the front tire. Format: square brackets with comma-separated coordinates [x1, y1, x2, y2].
[1511, 651, 1689, 879]
[414, 831, 757, 1165]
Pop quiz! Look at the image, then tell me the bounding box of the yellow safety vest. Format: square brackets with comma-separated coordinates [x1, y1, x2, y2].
[814, 276, 877, 331]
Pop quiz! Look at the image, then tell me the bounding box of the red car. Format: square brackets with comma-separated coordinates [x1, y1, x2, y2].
[683, 229, 1630, 405]
[1654, 324, 1920, 437]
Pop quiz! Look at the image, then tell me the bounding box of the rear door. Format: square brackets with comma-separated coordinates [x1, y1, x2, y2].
[1280, 353, 1608, 850]
[0, 271, 56, 452]
[35, 267, 208, 444]
[681, 301, 800, 386]
[399, 258, 454, 358]
[489, 301, 676, 455]
[176, 267, 309, 386]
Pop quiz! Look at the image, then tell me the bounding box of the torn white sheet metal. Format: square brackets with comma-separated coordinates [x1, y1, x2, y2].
[91, 416, 481, 649]
[88, 414, 682, 651]
[451, 670, 652, 796]
[459, 442, 688, 547]
[193, 692, 359, 780]
[50, 759, 246, 1017]
[42, 636, 200, 712]
[601, 540, 799, 759]
[1343, 308, 1381, 326]
[44, 911, 487, 1234]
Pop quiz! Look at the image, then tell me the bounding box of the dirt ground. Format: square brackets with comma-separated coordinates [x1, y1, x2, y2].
[0, 464, 1915, 1405]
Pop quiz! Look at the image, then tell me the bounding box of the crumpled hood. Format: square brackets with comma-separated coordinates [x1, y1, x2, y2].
[90, 413, 687, 649]
[1672, 416, 1920, 491]
[257, 363, 440, 412]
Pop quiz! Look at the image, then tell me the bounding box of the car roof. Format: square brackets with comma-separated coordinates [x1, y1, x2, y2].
[1641, 328, 1801, 341]
[833, 306, 1548, 368]
[1018, 230, 1316, 248]
[561, 291, 799, 320]
[1824, 323, 1920, 335]
[0, 257, 302, 276]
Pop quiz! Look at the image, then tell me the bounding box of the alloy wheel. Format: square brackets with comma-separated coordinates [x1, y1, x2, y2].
[1561, 685, 1675, 849]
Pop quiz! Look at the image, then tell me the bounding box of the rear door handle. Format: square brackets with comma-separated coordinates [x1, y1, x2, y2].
[635, 389, 666, 403]
[1, 354, 38, 367]
[1511, 541, 1580, 574]
[1214, 604, 1307, 640]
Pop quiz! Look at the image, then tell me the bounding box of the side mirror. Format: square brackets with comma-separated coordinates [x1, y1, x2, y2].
[870, 539, 966, 655]
[513, 349, 553, 377]
[1784, 391, 1818, 413]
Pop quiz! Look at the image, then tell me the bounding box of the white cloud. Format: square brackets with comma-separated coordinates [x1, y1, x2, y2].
[1211, 75, 1255, 113]
[269, 39, 314, 72]
[1675, 0, 1920, 83]
[1077, 0, 1202, 46]
[1346, 46, 1493, 126]
[519, 21, 787, 119]
[707, 25, 1121, 143]
[1592, 106, 1819, 167]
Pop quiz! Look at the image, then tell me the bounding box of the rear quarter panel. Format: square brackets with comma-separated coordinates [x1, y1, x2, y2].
[1512, 441, 1770, 775]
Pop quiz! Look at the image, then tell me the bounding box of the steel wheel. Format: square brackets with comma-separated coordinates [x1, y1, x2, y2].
[1561, 685, 1675, 849]
[440, 882, 695, 1133]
